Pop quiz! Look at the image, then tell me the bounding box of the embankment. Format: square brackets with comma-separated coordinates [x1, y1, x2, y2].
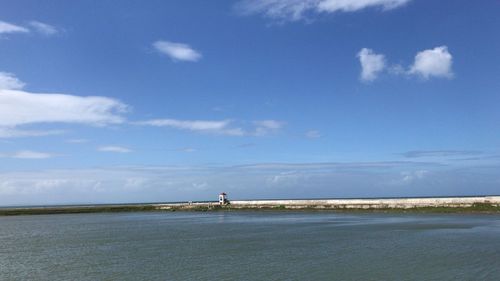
[2, 196, 500, 216]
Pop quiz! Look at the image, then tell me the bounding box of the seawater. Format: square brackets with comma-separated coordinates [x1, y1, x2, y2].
[1, 212, 499, 280]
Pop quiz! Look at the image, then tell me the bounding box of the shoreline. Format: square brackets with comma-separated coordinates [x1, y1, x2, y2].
[2, 196, 500, 216]
[1, 204, 500, 216]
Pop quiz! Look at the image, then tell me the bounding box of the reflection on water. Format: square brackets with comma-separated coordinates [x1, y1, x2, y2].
[1, 212, 499, 280]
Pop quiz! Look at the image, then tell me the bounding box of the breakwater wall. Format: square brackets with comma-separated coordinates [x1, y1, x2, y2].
[155, 196, 500, 210]
[2, 196, 500, 216]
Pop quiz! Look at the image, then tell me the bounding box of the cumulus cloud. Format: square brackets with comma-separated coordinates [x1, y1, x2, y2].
[153, 40, 202, 62]
[0, 72, 25, 90]
[357, 48, 386, 82]
[0, 20, 29, 34]
[236, 0, 411, 21]
[0, 72, 128, 137]
[0, 89, 127, 127]
[358, 46, 454, 82]
[98, 146, 132, 153]
[29, 21, 59, 36]
[409, 46, 453, 79]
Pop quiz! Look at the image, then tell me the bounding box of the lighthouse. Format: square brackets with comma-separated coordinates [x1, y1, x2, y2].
[218, 192, 228, 205]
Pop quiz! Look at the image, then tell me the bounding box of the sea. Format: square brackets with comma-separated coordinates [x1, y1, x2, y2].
[1, 211, 499, 280]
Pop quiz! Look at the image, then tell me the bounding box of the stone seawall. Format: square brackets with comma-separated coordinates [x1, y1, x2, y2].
[229, 196, 500, 209]
[2, 196, 500, 216]
[155, 196, 500, 210]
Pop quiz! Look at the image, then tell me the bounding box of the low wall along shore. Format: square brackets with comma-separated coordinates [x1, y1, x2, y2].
[155, 196, 500, 211]
[2, 196, 500, 216]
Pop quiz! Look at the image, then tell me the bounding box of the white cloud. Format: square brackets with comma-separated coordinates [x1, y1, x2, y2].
[254, 120, 284, 129]
[11, 150, 54, 159]
[0, 20, 29, 34]
[0, 128, 63, 138]
[138, 119, 229, 131]
[98, 146, 132, 153]
[12, 150, 54, 159]
[0, 72, 128, 131]
[66, 138, 89, 144]
[357, 48, 386, 82]
[29, 21, 59, 36]
[135, 119, 285, 137]
[409, 46, 453, 79]
[153, 40, 202, 62]
[178, 147, 197, 153]
[253, 120, 285, 136]
[0, 72, 25, 90]
[305, 130, 321, 138]
[236, 0, 411, 21]
[400, 170, 429, 183]
[318, 0, 410, 12]
[358, 46, 454, 82]
[134, 119, 245, 136]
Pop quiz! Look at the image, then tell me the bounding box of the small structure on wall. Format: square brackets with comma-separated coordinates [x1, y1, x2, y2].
[218, 192, 229, 205]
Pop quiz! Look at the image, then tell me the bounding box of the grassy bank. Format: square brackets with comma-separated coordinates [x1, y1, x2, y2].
[1, 203, 500, 216]
[0, 205, 157, 216]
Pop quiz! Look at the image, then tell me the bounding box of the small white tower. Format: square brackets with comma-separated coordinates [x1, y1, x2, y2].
[218, 192, 228, 205]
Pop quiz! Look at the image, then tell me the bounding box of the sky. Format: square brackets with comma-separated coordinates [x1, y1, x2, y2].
[0, 0, 499, 205]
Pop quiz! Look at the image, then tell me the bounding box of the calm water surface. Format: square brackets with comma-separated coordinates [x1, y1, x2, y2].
[1, 211, 499, 280]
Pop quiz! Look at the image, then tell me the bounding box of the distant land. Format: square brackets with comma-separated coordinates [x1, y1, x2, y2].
[1, 196, 500, 216]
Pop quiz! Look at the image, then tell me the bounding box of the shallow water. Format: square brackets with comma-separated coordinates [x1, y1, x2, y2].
[1, 211, 499, 280]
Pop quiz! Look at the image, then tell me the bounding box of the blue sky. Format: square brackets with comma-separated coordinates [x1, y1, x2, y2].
[0, 0, 499, 205]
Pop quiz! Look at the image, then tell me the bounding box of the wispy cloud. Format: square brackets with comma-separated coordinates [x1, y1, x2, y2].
[254, 120, 284, 129]
[66, 138, 89, 144]
[177, 147, 197, 153]
[0, 128, 64, 138]
[305, 130, 322, 138]
[0, 20, 29, 34]
[400, 170, 428, 183]
[98, 146, 132, 153]
[153, 40, 202, 62]
[12, 150, 55, 159]
[134, 119, 242, 135]
[0, 72, 128, 138]
[236, 0, 411, 22]
[0, 20, 61, 37]
[135, 118, 285, 137]
[235, 161, 441, 170]
[402, 150, 481, 158]
[29, 21, 59, 36]
[0, 150, 55, 159]
[357, 48, 386, 82]
[235, 143, 256, 148]
[253, 120, 285, 136]
[409, 46, 453, 79]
